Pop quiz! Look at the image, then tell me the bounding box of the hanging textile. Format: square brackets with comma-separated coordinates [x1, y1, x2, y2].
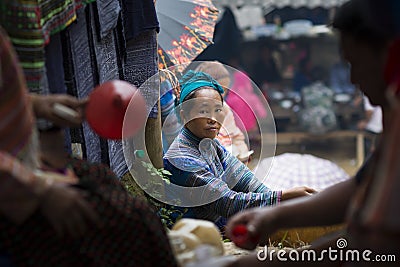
[120, 0, 159, 41]
[91, 3, 120, 84]
[108, 29, 159, 177]
[90, 1, 123, 165]
[61, 2, 122, 165]
[44, 32, 72, 152]
[0, 0, 95, 93]
[62, 6, 103, 164]
[108, 0, 160, 178]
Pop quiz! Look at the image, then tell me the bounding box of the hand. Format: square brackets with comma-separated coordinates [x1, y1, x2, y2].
[226, 207, 280, 250]
[281, 186, 317, 201]
[39, 183, 100, 238]
[31, 94, 87, 127]
[357, 120, 367, 131]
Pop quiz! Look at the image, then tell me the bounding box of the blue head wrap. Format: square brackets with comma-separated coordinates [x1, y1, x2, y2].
[179, 70, 224, 104]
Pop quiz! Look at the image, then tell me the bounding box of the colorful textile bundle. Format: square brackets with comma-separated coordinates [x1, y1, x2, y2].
[0, 0, 95, 92]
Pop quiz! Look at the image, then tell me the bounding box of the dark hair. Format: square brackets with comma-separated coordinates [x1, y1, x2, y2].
[332, 0, 393, 46]
[181, 86, 223, 105]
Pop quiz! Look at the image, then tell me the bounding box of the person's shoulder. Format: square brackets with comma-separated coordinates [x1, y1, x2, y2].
[69, 158, 117, 179]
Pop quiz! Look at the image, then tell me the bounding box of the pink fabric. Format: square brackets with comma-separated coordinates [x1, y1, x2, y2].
[225, 71, 267, 132]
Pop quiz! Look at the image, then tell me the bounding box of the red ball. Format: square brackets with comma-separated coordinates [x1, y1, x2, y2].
[86, 80, 147, 139]
[231, 225, 250, 247]
[231, 224, 260, 247]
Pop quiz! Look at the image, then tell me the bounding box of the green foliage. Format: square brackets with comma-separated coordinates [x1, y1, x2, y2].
[277, 231, 288, 249]
[141, 161, 171, 184]
[122, 161, 187, 229]
[158, 204, 188, 229]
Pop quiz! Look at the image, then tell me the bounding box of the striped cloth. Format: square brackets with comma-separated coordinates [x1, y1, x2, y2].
[163, 127, 281, 225]
[0, 27, 34, 158]
[0, 0, 95, 92]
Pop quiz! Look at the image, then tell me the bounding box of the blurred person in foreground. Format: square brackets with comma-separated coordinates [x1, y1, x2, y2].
[226, 0, 400, 266]
[0, 26, 177, 267]
[357, 96, 383, 157]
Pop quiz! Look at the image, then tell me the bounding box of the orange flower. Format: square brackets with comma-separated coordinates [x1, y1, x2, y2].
[180, 34, 197, 49]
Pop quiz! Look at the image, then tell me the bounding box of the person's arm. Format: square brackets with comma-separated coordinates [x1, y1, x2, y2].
[357, 110, 373, 130]
[221, 148, 316, 201]
[269, 178, 354, 228]
[165, 158, 281, 219]
[226, 177, 356, 250]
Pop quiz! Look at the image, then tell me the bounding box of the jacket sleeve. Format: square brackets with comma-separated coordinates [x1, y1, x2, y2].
[165, 157, 281, 219]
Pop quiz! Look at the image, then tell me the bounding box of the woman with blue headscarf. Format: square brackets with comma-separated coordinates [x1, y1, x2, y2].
[163, 70, 315, 229]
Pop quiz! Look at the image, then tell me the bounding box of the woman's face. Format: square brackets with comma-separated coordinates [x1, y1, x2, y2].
[181, 88, 224, 139]
[340, 33, 389, 106]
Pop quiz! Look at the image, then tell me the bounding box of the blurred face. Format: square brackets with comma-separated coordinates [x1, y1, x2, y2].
[181, 88, 224, 139]
[340, 33, 389, 106]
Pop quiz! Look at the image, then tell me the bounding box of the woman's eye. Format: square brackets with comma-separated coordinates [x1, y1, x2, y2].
[199, 110, 208, 114]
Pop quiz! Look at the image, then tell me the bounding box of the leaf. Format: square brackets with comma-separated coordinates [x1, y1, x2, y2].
[161, 170, 172, 176]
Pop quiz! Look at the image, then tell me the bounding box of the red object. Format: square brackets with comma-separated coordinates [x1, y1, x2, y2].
[231, 224, 260, 247]
[86, 80, 147, 139]
[384, 38, 400, 83]
[384, 38, 400, 96]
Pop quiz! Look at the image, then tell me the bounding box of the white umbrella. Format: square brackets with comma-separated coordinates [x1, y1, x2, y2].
[255, 153, 350, 191]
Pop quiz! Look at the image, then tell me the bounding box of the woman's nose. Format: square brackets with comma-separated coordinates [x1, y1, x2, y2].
[208, 116, 217, 124]
[210, 111, 224, 124]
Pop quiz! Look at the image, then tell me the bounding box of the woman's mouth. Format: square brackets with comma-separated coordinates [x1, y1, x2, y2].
[205, 127, 219, 132]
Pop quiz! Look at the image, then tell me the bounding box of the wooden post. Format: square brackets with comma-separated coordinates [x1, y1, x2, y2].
[356, 132, 365, 168]
[145, 103, 163, 169]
